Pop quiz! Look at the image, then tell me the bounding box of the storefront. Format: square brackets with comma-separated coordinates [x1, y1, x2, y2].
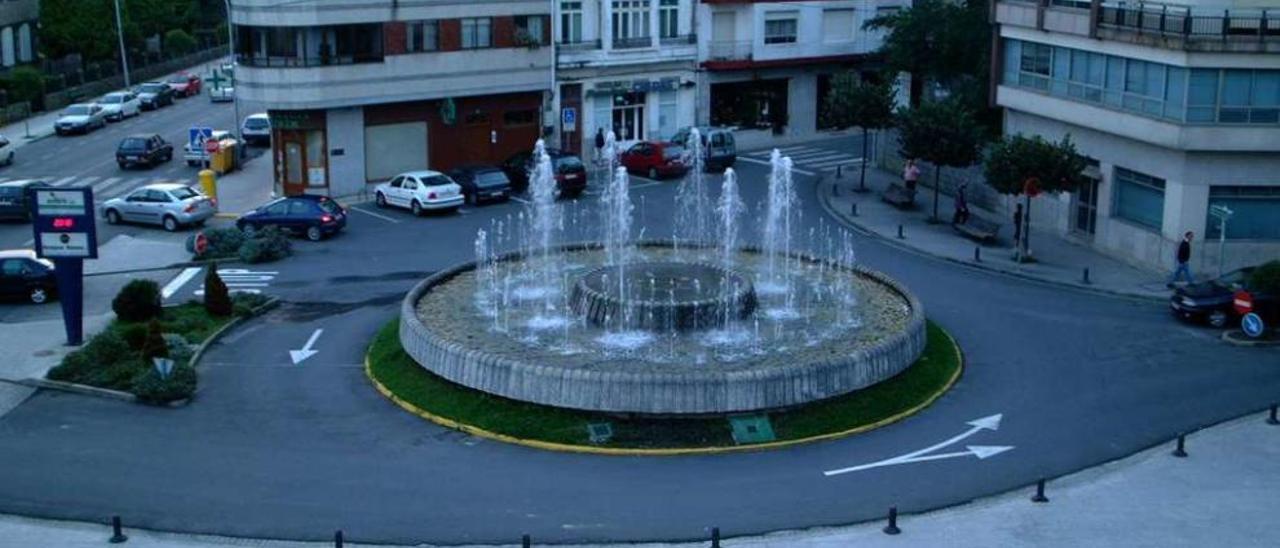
[269, 110, 328, 197]
[557, 72, 695, 158]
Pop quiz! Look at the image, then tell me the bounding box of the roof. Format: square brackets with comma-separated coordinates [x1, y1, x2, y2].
[0, 179, 48, 187]
[398, 170, 446, 178]
[125, 133, 159, 140]
[139, 183, 189, 191]
[245, 112, 269, 119]
[0, 249, 37, 260]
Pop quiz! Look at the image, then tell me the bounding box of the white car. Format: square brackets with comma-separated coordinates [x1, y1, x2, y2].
[99, 92, 141, 122]
[374, 171, 464, 216]
[0, 134, 14, 166]
[55, 103, 107, 135]
[183, 130, 240, 166]
[209, 86, 234, 102]
[241, 113, 270, 146]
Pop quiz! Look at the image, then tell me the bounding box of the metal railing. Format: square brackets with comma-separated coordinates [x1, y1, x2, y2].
[1098, 1, 1280, 39]
[659, 33, 697, 46]
[234, 51, 384, 68]
[612, 36, 654, 49]
[556, 39, 602, 52]
[707, 40, 752, 61]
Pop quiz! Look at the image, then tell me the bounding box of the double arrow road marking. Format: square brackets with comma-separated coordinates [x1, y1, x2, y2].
[823, 414, 1012, 477]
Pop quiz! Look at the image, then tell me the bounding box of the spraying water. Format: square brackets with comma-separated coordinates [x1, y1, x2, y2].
[762, 150, 796, 293]
[675, 128, 711, 247]
[602, 166, 635, 313]
[528, 139, 559, 312]
[716, 167, 744, 267]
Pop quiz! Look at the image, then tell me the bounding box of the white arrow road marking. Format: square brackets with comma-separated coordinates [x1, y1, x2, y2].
[823, 414, 1010, 477]
[289, 329, 323, 365]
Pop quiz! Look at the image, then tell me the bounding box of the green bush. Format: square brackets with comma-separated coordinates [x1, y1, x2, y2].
[118, 323, 149, 351]
[165, 30, 198, 56]
[47, 330, 134, 388]
[203, 264, 233, 317]
[8, 67, 45, 104]
[130, 364, 197, 405]
[233, 292, 271, 318]
[186, 227, 245, 259]
[238, 228, 292, 264]
[140, 319, 169, 360]
[112, 279, 162, 322]
[164, 333, 194, 366]
[42, 74, 65, 93]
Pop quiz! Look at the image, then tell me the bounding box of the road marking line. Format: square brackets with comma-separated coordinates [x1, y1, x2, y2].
[52, 176, 78, 187]
[162, 267, 202, 299]
[789, 151, 850, 162]
[510, 196, 531, 204]
[808, 157, 864, 169]
[736, 155, 816, 176]
[21, 238, 34, 246]
[349, 206, 402, 223]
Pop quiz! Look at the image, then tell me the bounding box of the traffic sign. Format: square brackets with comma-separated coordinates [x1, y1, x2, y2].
[1241, 313, 1265, 339]
[1023, 178, 1042, 198]
[189, 126, 213, 150]
[562, 107, 577, 131]
[204, 139, 220, 154]
[193, 232, 209, 256]
[1233, 290, 1253, 315]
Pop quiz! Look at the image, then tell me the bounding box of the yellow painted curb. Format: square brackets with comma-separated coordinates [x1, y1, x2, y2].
[364, 327, 964, 456]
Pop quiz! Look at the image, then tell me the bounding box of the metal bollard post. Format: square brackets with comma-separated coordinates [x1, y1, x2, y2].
[109, 516, 128, 544]
[522, 534, 531, 548]
[851, 202, 859, 217]
[1030, 479, 1049, 503]
[836, 165, 843, 179]
[883, 506, 901, 535]
[897, 224, 905, 239]
[833, 182, 839, 197]
[334, 530, 344, 548]
[974, 246, 981, 263]
[1172, 433, 1188, 458]
[711, 526, 721, 547]
[1082, 267, 1091, 284]
[1267, 404, 1278, 425]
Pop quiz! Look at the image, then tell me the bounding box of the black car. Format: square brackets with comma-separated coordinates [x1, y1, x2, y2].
[236, 195, 348, 242]
[116, 134, 174, 169]
[1170, 266, 1277, 327]
[0, 250, 57, 304]
[0, 179, 53, 221]
[448, 165, 513, 205]
[501, 149, 588, 197]
[136, 82, 176, 110]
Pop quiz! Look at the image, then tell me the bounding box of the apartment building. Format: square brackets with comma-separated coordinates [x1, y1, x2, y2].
[231, 0, 553, 197]
[993, 0, 1280, 273]
[696, 0, 906, 149]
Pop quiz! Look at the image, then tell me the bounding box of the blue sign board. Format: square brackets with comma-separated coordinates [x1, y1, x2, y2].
[189, 126, 214, 150]
[31, 186, 97, 345]
[562, 107, 577, 127]
[1242, 313, 1266, 338]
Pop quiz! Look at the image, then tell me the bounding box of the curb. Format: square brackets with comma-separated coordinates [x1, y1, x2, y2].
[18, 378, 136, 403]
[188, 296, 281, 370]
[1220, 329, 1280, 347]
[364, 322, 964, 456]
[815, 178, 1166, 303]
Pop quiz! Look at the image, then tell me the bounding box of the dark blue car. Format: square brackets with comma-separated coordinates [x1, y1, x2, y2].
[236, 195, 347, 241]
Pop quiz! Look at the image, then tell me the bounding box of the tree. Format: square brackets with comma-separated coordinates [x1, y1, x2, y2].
[165, 29, 197, 56]
[203, 262, 233, 317]
[896, 98, 984, 223]
[821, 73, 897, 192]
[984, 134, 1088, 258]
[140, 319, 169, 361]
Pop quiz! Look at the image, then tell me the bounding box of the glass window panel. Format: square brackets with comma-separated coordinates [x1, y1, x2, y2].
[1106, 56, 1125, 91]
[1206, 186, 1280, 240]
[1053, 47, 1070, 79]
[1003, 39, 1021, 85]
[1087, 53, 1105, 86]
[1113, 167, 1165, 231]
[1070, 50, 1088, 82]
[1188, 69, 1219, 106]
[1125, 60, 1146, 94]
[1252, 71, 1279, 107]
[1164, 67, 1186, 120]
[1222, 70, 1251, 106]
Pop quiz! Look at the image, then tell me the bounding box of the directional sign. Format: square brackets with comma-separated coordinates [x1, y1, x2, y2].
[1242, 313, 1266, 339]
[824, 413, 1012, 476]
[290, 329, 323, 364]
[189, 126, 214, 151]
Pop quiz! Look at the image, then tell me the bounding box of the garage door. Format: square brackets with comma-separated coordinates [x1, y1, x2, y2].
[365, 122, 428, 181]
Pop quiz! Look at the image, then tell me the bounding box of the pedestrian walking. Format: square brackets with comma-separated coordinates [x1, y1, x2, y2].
[1167, 231, 1195, 288]
[1013, 203, 1024, 246]
[953, 182, 971, 225]
[594, 127, 605, 165]
[903, 159, 920, 192]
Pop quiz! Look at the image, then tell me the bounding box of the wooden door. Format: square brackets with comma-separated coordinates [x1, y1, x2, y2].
[279, 130, 308, 196]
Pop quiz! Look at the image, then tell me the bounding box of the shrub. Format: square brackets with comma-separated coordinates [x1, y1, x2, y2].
[164, 333, 194, 366]
[112, 279, 162, 322]
[140, 319, 169, 360]
[82, 330, 133, 366]
[185, 227, 244, 259]
[119, 323, 149, 351]
[203, 264, 233, 317]
[165, 30, 198, 56]
[8, 67, 45, 104]
[232, 292, 271, 318]
[47, 350, 91, 382]
[130, 364, 197, 405]
[42, 74, 65, 93]
[238, 228, 291, 264]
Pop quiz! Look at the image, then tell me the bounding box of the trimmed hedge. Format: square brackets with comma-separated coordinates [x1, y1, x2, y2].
[112, 279, 162, 323]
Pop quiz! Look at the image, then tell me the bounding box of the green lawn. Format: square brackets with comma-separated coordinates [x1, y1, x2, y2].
[368, 320, 961, 451]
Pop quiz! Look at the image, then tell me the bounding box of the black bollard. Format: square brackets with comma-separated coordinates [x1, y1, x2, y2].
[1268, 405, 1278, 425]
[1172, 434, 1188, 458]
[109, 516, 128, 544]
[883, 506, 901, 535]
[837, 165, 844, 179]
[334, 530, 344, 548]
[522, 534, 531, 548]
[974, 246, 981, 262]
[833, 182, 839, 197]
[851, 202, 859, 217]
[711, 526, 721, 547]
[1082, 267, 1091, 284]
[1030, 479, 1049, 503]
[897, 224, 905, 239]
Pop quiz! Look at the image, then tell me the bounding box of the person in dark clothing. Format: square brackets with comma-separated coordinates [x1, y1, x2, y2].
[594, 128, 605, 164]
[1013, 203, 1024, 245]
[953, 183, 971, 225]
[1167, 231, 1195, 288]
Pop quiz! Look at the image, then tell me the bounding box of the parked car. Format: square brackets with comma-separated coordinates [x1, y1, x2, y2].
[183, 130, 239, 166]
[0, 134, 14, 166]
[55, 103, 107, 135]
[374, 171, 464, 215]
[98, 91, 141, 122]
[209, 85, 234, 103]
[501, 148, 588, 197]
[0, 250, 57, 304]
[669, 126, 736, 171]
[236, 195, 347, 241]
[1170, 266, 1278, 328]
[241, 113, 271, 146]
[0, 180, 53, 221]
[116, 134, 174, 169]
[101, 183, 216, 232]
[448, 165, 513, 205]
[166, 72, 202, 97]
[136, 82, 176, 110]
[620, 141, 688, 180]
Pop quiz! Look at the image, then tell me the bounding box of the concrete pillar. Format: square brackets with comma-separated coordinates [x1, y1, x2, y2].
[602, 0, 613, 52]
[650, 0, 660, 47]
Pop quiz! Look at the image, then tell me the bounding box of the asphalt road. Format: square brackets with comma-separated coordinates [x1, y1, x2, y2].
[0, 140, 1275, 545]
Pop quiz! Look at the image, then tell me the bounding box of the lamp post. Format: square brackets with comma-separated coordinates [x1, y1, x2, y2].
[225, 0, 242, 142]
[1209, 204, 1233, 277]
[112, 0, 131, 88]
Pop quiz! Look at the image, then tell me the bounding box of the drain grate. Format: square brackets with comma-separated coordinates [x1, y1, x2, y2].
[587, 422, 614, 444]
[729, 415, 776, 445]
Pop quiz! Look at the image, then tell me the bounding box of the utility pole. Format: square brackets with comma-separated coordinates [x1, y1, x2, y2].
[224, 0, 242, 143]
[113, 0, 131, 88]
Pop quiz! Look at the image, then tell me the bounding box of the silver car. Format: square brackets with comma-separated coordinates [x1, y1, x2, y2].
[101, 183, 218, 232]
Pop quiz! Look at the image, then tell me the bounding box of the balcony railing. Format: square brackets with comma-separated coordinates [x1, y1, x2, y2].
[556, 39, 602, 52]
[707, 40, 752, 61]
[234, 52, 384, 68]
[659, 33, 697, 46]
[612, 36, 654, 49]
[1098, 1, 1280, 39]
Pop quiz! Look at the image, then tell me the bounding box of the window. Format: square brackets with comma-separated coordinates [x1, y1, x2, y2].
[389, 176, 403, 188]
[465, 109, 490, 125]
[1187, 69, 1218, 122]
[822, 9, 855, 43]
[660, 0, 679, 39]
[1206, 186, 1280, 240]
[561, 1, 583, 43]
[764, 13, 798, 45]
[515, 15, 545, 46]
[1113, 167, 1165, 231]
[613, 1, 651, 45]
[0, 259, 24, 277]
[461, 18, 492, 49]
[406, 20, 438, 52]
[503, 109, 537, 126]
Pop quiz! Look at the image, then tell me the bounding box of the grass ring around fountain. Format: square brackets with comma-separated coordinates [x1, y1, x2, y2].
[365, 318, 962, 455]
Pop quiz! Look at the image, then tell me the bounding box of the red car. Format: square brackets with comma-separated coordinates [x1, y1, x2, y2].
[620, 141, 688, 180]
[166, 72, 202, 97]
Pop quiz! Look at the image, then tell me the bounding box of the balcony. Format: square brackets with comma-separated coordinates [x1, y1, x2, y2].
[707, 40, 752, 62]
[613, 36, 655, 49]
[1097, 1, 1280, 52]
[660, 34, 697, 46]
[234, 52, 383, 68]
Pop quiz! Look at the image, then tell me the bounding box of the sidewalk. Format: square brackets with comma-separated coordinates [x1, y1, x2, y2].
[211, 146, 275, 218]
[820, 166, 1170, 300]
[0, 409, 1275, 546]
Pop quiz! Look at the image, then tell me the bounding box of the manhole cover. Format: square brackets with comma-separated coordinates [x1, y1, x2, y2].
[729, 415, 776, 445]
[587, 422, 614, 444]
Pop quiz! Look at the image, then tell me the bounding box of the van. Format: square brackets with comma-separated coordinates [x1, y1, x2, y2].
[669, 126, 735, 171]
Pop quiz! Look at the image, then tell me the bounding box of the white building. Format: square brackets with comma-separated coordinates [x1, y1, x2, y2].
[993, 0, 1280, 274]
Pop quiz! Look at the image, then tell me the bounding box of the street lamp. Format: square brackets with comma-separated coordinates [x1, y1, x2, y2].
[112, 0, 131, 88]
[1209, 204, 1234, 277]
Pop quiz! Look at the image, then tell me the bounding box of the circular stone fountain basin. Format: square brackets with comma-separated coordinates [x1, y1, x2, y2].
[570, 261, 757, 331]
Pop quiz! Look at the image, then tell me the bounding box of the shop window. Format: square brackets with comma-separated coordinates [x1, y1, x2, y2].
[465, 109, 491, 125]
[710, 79, 789, 132]
[764, 13, 798, 45]
[406, 20, 439, 52]
[1206, 186, 1280, 241]
[462, 18, 492, 49]
[1113, 167, 1165, 231]
[504, 109, 538, 127]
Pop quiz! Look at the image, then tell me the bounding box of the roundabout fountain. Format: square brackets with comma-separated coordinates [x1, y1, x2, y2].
[396, 132, 928, 416]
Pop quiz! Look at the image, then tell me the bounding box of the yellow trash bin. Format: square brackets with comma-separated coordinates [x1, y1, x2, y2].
[199, 169, 218, 202]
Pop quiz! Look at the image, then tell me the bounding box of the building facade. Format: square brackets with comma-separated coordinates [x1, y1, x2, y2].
[993, 0, 1280, 274]
[0, 0, 38, 68]
[231, 0, 553, 197]
[696, 0, 905, 150]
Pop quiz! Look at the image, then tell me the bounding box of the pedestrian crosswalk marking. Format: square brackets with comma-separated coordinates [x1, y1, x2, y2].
[809, 157, 864, 169]
[10, 173, 198, 202]
[53, 176, 78, 187]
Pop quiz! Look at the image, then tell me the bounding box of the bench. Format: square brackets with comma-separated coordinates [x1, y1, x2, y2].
[881, 183, 916, 209]
[953, 214, 1002, 243]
